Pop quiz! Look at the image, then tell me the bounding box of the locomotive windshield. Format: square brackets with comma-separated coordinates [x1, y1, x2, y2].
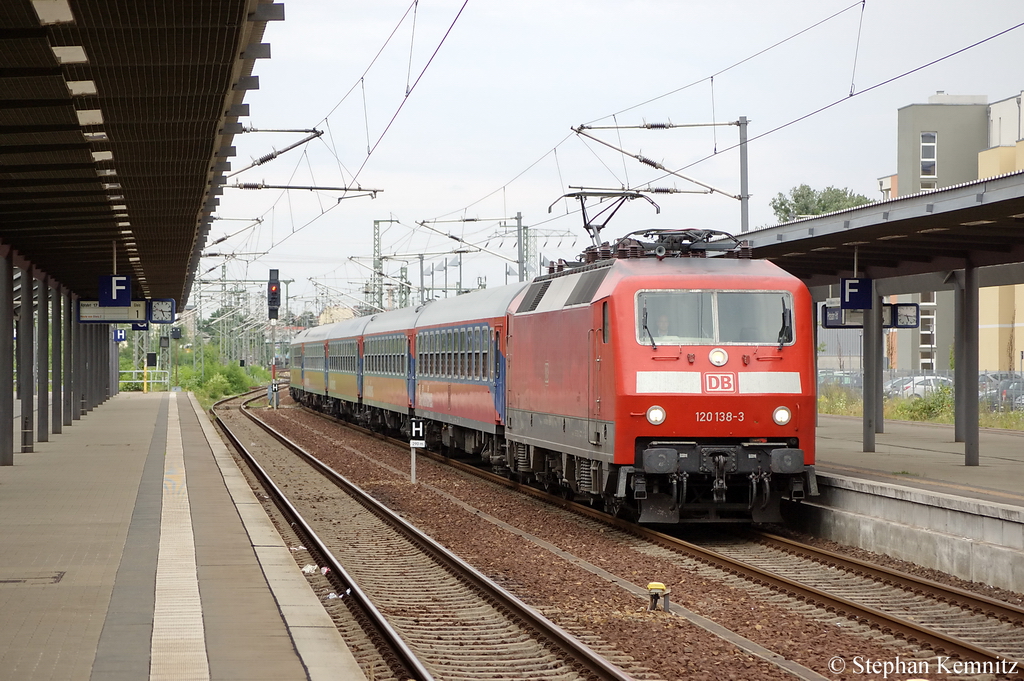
[636, 290, 795, 346]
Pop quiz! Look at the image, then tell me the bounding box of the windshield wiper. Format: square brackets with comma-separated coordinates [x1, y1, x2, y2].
[777, 296, 793, 350]
[642, 299, 657, 350]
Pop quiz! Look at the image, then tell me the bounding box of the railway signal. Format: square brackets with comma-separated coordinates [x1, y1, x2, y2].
[268, 269, 280, 319]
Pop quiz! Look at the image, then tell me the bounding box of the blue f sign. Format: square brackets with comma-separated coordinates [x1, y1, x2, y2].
[99, 275, 132, 307]
[840, 278, 872, 309]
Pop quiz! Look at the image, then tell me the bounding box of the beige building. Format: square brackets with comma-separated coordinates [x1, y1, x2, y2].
[977, 91, 1024, 373]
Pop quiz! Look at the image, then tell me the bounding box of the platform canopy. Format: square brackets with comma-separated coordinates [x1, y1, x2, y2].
[744, 172, 1024, 289]
[0, 0, 282, 305]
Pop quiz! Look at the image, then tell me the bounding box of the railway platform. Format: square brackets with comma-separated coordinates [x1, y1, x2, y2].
[800, 415, 1024, 593]
[0, 390, 365, 681]
[815, 414, 1024, 506]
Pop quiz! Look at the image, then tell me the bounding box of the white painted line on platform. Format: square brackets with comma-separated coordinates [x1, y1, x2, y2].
[151, 395, 210, 681]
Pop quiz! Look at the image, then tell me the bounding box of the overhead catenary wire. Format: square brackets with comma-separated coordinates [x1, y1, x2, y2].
[638, 18, 1024, 190]
[231, 2, 874, 269]
[405, 0, 419, 95]
[849, 0, 867, 96]
[229, 6, 1023, 309]
[246, 1, 471, 257]
[586, 0, 865, 125]
[415, 220, 519, 265]
[427, 3, 864, 226]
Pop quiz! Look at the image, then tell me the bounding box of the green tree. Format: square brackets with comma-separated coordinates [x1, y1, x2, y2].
[770, 184, 871, 223]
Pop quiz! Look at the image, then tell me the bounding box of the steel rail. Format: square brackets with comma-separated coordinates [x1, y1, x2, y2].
[746, 529, 1024, 626]
[242, 399, 637, 681]
[212, 394, 434, 681]
[290, 404, 1019, 665]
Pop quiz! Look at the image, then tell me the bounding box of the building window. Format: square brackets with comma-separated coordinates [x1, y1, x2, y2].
[920, 132, 937, 179]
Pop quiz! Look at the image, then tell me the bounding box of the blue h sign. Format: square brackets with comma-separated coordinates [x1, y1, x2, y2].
[840, 278, 872, 309]
[98, 275, 132, 307]
[113, 329, 127, 342]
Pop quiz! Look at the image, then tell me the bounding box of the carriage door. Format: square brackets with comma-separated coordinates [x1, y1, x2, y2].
[588, 301, 606, 446]
[406, 335, 415, 407]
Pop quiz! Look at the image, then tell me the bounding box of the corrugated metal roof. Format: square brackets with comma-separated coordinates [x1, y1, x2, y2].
[0, 0, 280, 306]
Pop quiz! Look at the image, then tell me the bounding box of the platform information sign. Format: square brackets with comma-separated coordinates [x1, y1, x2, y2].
[79, 300, 146, 323]
[821, 303, 920, 329]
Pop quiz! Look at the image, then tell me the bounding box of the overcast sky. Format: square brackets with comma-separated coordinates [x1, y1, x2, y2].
[205, 0, 1024, 315]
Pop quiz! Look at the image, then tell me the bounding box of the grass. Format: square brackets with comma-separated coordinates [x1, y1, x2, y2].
[817, 384, 1024, 431]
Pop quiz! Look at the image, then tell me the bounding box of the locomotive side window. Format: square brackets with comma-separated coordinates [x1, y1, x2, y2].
[636, 290, 794, 346]
[602, 301, 609, 343]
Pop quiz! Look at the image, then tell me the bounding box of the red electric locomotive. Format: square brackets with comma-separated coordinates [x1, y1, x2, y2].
[503, 230, 817, 523]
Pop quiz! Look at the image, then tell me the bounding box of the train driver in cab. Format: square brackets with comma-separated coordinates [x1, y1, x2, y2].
[654, 313, 674, 341]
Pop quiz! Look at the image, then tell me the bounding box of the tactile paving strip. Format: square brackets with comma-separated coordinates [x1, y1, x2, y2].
[150, 396, 210, 681]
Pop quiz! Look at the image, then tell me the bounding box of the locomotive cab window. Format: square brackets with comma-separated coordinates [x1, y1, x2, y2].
[636, 290, 795, 346]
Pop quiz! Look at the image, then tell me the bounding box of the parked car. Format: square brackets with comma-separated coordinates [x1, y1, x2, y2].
[893, 375, 953, 399]
[996, 378, 1024, 411]
[818, 370, 863, 390]
[883, 376, 913, 399]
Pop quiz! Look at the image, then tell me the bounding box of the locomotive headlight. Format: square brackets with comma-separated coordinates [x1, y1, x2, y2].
[772, 406, 792, 425]
[646, 405, 667, 425]
[709, 347, 729, 367]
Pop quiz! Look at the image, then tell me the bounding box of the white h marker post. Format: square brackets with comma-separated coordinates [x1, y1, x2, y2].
[409, 418, 426, 484]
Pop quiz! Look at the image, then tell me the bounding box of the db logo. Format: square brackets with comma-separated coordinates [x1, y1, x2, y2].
[704, 373, 736, 393]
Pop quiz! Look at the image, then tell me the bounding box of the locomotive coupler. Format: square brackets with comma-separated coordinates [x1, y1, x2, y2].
[711, 454, 728, 503]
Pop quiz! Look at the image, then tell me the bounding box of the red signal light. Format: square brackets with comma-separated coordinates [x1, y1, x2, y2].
[267, 280, 281, 309]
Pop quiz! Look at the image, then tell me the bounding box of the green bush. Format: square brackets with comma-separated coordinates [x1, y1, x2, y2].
[817, 384, 862, 416]
[888, 385, 954, 421]
[203, 374, 231, 400]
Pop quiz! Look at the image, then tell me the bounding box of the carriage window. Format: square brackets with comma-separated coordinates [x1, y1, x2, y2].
[458, 329, 464, 377]
[602, 302, 610, 343]
[445, 330, 453, 376]
[473, 328, 481, 379]
[428, 333, 434, 376]
[461, 329, 466, 377]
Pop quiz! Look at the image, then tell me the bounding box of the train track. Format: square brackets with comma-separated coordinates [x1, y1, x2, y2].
[214, 394, 637, 681]
[704, 530, 1024, 662]
[289, 401, 1024, 669]
[213, 394, 426, 681]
